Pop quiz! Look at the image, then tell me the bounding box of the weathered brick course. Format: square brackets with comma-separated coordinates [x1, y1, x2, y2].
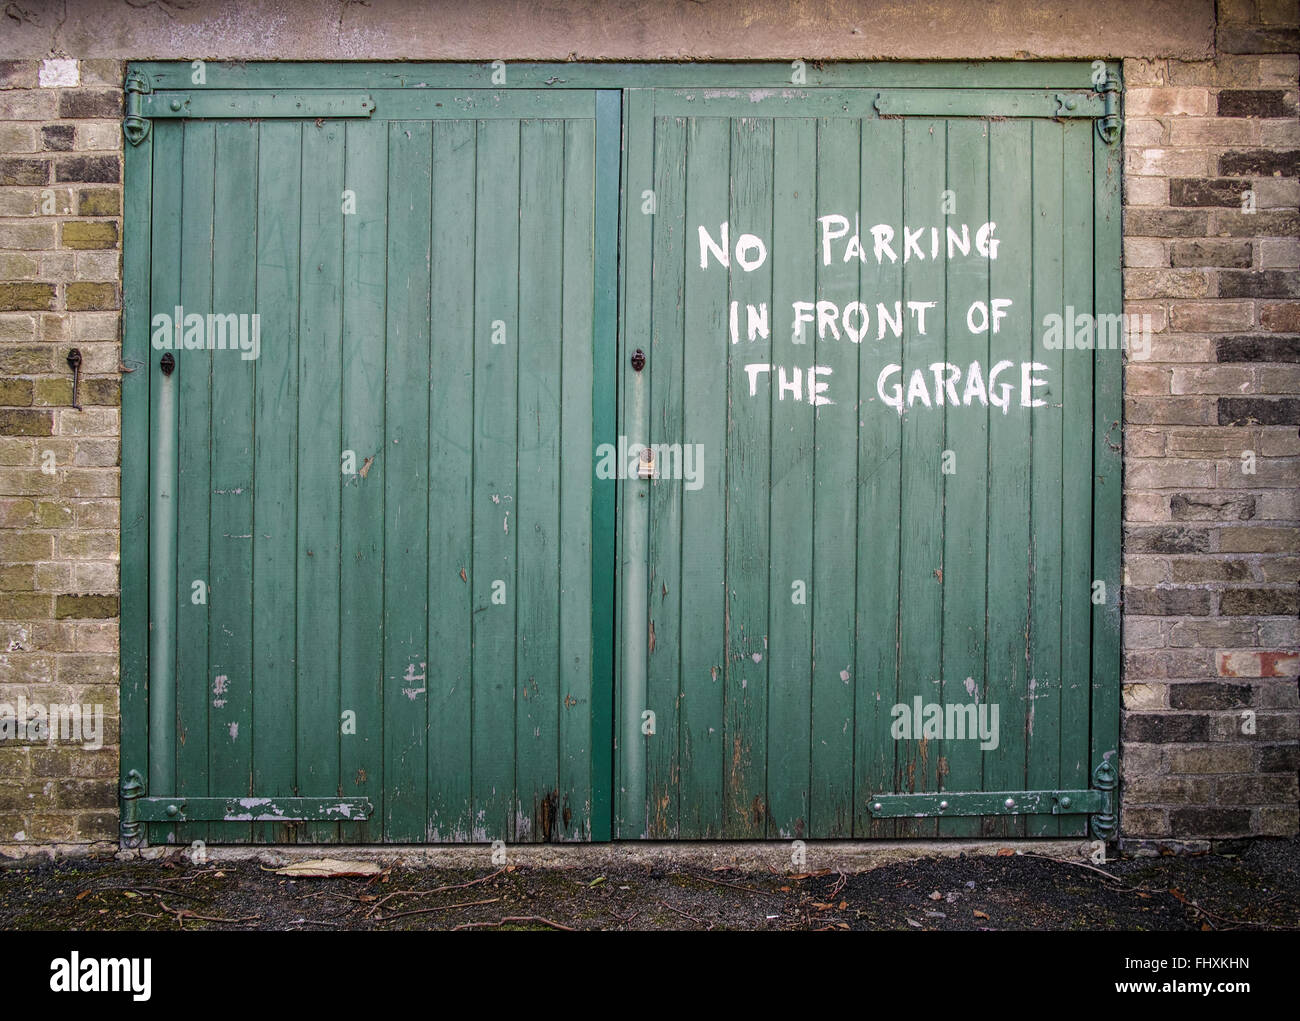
[2, 56, 124, 851]
[1119, 1, 1298, 847]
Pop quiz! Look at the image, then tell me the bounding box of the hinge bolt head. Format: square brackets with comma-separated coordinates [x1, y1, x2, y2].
[166, 804, 180, 818]
[938, 800, 948, 811]
[1060, 796, 1072, 809]
[170, 98, 183, 111]
[1004, 798, 1015, 809]
[872, 802, 883, 813]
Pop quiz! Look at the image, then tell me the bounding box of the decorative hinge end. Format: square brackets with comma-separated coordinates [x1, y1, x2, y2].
[1089, 757, 1119, 840]
[123, 71, 152, 146]
[1095, 70, 1121, 145]
[120, 768, 146, 847]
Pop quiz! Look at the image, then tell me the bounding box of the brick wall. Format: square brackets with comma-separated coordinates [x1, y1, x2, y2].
[0, 10, 1296, 854]
[1120, 0, 1299, 845]
[0, 58, 123, 852]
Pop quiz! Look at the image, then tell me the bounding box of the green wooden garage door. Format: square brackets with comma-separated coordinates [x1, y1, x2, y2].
[121, 64, 1120, 845]
[614, 85, 1122, 840]
[121, 84, 620, 844]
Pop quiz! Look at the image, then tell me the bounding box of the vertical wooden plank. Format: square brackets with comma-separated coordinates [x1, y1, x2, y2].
[515, 118, 564, 841]
[809, 116, 860, 838]
[1059, 118, 1095, 837]
[206, 120, 258, 843]
[895, 119, 946, 839]
[560, 115, 597, 841]
[644, 115, 686, 838]
[426, 118, 475, 842]
[470, 117, 521, 842]
[144, 121, 182, 845]
[1026, 119, 1065, 837]
[172, 121, 214, 849]
[338, 119, 387, 842]
[381, 120, 432, 842]
[676, 116, 729, 838]
[937, 120, 990, 838]
[249, 122, 302, 845]
[722, 116, 773, 838]
[119, 91, 153, 833]
[294, 120, 346, 844]
[615, 89, 653, 838]
[1091, 107, 1124, 839]
[983, 119, 1034, 839]
[854, 117, 905, 837]
[765, 116, 816, 839]
[588, 90, 620, 842]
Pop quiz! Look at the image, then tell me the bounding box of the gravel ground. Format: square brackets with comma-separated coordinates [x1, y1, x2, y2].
[1, 838, 1296, 931]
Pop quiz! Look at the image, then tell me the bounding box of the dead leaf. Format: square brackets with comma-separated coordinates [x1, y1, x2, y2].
[973, 909, 989, 920]
[359, 455, 374, 479]
[75, 890, 91, 901]
[928, 890, 942, 901]
[837, 900, 847, 910]
[811, 901, 834, 911]
[459, 567, 467, 582]
[996, 848, 1015, 856]
[269, 858, 383, 878]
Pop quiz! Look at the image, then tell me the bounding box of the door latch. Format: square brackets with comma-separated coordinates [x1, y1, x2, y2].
[66, 348, 82, 410]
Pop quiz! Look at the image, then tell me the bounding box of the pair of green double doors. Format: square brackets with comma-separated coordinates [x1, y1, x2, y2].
[121, 64, 1121, 845]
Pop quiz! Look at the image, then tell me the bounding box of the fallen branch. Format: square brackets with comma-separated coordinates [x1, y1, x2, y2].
[1177, 893, 1291, 931]
[681, 872, 774, 896]
[451, 915, 576, 932]
[374, 897, 501, 923]
[159, 901, 260, 928]
[365, 868, 506, 916]
[658, 900, 713, 929]
[120, 885, 203, 902]
[1021, 853, 1160, 893]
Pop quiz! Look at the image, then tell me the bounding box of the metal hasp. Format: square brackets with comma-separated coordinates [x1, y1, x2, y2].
[133, 797, 374, 824]
[868, 760, 1117, 831]
[123, 70, 151, 145]
[142, 91, 376, 120]
[866, 789, 1106, 818]
[872, 88, 1105, 119]
[66, 348, 82, 410]
[123, 76, 374, 146]
[1096, 71, 1122, 144]
[120, 769, 373, 841]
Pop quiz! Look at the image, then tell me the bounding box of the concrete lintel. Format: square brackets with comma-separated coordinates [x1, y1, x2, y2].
[4, 0, 1215, 62]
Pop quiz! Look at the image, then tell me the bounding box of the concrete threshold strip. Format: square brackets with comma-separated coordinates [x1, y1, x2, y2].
[111, 839, 1098, 872]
